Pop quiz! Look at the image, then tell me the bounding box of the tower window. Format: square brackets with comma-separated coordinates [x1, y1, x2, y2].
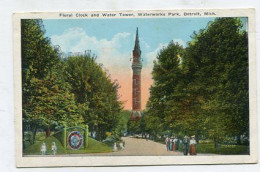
[134, 89, 137, 96]
[133, 79, 136, 86]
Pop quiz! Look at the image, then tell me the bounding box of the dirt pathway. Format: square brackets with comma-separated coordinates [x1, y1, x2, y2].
[89, 137, 183, 156]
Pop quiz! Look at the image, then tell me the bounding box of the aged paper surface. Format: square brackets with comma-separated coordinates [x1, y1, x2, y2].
[14, 9, 257, 167]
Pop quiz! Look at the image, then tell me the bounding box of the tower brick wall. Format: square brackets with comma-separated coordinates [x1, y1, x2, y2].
[132, 73, 141, 110]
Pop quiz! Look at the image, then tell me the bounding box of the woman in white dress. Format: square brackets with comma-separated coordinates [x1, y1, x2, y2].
[51, 142, 57, 155]
[119, 142, 124, 150]
[189, 135, 197, 155]
[113, 142, 117, 151]
[41, 142, 47, 155]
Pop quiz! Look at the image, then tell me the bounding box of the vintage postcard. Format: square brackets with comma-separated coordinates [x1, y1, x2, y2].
[13, 9, 257, 167]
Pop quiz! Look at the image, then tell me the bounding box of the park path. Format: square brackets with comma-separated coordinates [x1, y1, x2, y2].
[89, 137, 218, 156]
[89, 136, 183, 156]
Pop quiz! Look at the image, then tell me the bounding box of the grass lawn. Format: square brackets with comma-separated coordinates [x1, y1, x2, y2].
[196, 143, 249, 155]
[178, 143, 249, 155]
[24, 136, 112, 155]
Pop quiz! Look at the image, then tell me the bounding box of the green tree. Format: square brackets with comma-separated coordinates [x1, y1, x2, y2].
[114, 110, 131, 137]
[146, 18, 248, 147]
[185, 18, 248, 143]
[22, 19, 81, 141]
[145, 42, 185, 138]
[24, 74, 82, 137]
[64, 54, 122, 141]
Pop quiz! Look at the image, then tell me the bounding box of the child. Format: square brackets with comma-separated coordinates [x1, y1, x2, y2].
[41, 142, 47, 155]
[51, 142, 57, 155]
[113, 142, 117, 151]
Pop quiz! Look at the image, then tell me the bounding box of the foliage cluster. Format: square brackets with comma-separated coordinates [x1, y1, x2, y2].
[144, 18, 249, 146]
[22, 19, 123, 149]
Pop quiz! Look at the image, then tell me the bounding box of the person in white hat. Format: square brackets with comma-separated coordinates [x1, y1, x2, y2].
[189, 135, 197, 155]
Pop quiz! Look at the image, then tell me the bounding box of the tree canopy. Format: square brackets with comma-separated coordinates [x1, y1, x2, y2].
[144, 18, 248, 145]
[22, 19, 79, 139]
[22, 19, 123, 145]
[64, 55, 122, 140]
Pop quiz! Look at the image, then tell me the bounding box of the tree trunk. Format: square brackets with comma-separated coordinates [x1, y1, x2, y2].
[32, 126, 37, 144]
[214, 138, 218, 149]
[98, 127, 102, 141]
[237, 135, 241, 145]
[46, 128, 51, 138]
[101, 129, 103, 141]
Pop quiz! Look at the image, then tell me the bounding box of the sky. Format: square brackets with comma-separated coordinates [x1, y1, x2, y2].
[42, 17, 247, 110]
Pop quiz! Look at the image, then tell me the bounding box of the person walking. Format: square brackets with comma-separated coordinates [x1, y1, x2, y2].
[175, 137, 179, 150]
[183, 135, 189, 155]
[113, 142, 117, 151]
[167, 136, 171, 151]
[169, 137, 173, 151]
[51, 142, 57, 155]
[119, 142, 125, 150]
[172, 137, 177, 151]
[189, 135, 197, 155]
[41, 142, 47, 155]
[165, 136, 170, 151]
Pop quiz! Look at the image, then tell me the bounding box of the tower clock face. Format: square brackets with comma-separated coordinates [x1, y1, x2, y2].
[67, 131, 83, 150]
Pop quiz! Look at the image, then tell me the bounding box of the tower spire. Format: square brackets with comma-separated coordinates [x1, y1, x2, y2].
[134, 27, 141, 55]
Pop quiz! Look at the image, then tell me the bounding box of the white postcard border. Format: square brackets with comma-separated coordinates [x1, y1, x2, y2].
[13, 9, 257, 167]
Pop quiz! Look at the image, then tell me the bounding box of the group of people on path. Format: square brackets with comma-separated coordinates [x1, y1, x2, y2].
[113, 142, 125, 152]
[40, 142, 57, 155]
[165, 136, 179, 151]
[165, 135, 197, 155]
